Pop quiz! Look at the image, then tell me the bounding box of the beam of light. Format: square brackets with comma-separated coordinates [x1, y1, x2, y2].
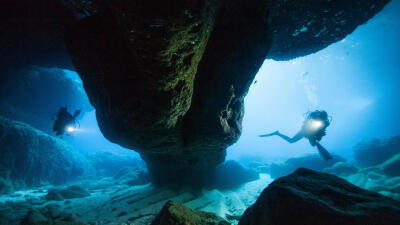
[66, 126, 75, 133]
[308, 119, 324, 131]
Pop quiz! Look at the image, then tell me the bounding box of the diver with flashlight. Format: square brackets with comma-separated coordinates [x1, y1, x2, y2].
[259, 110, 333, 160]
[53, 107, 81, 138]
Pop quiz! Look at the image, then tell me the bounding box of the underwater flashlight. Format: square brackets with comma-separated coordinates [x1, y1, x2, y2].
[66, 126, 75, 133]
[308, 119, 324, 130]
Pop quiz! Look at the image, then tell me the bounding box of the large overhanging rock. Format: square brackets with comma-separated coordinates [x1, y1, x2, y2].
[65, 0, 272, 184]
[64, 0, 390, 184]
[267, 0, 390, 60]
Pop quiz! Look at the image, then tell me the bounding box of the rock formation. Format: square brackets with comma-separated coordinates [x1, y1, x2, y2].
[151, 200, 230, 225]
[353, 136, 400, 167]
[0, 116, 93, 193]
[211, 160, 259, 189]
[114, 167, 150, 186]
[269, 153, 345, 179]
[267, 0, 390, 60]
[46, 185, 90, 201]
[239, 168, 400, 225]
[87, 151, 146, 177]
[0, 0, 391, 182]
[322, 161, 359, 177]
[21, 208, 84, 225]
[382, 153, 400, 177]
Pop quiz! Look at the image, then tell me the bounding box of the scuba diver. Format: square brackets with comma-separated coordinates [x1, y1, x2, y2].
[53, 107, 81, 138]
[259, 110, 333, 160]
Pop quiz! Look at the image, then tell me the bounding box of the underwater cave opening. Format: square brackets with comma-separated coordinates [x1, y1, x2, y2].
[228, 0, 400, 163]
[61, 69, 140, 159]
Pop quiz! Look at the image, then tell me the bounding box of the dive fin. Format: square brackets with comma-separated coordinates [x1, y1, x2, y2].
[316, 142, 332, 161]
[73, 109, 81, 119]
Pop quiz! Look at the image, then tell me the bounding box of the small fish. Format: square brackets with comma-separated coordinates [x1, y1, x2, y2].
[254, 80, 257, 84]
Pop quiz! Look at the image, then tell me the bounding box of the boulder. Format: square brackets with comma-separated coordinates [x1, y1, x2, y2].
[239, 168, 400, 225]
[21, 208, 84, 225]
[114, 167, 150, 186]
[64, 0, 389, 183]
[341, 152, 400, 199]
[269, 154, 344, 179]
[211, 160, 259, 189]
[353, 136, 400, 167]
[151, 200, 230, 225]
[46, 189, 64, 201]
[149, 160, 259, 188]
[46, 185, 90, 201]
[323, 161, 359, 176]
[87, 151, 146, 177]
[345, 167, 400, 199]
[382, 153, 400, 177]
[40, 205, 62, 219]
[0, 205, 17, 225]
[21, 210, 48, 225]
[0, 116, 93, 193]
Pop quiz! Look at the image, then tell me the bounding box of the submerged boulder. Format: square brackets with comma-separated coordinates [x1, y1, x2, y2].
[211, 160, 259, 189]
[21, 210, 48, 225]
[345, 167, 400, 200]
[0, 116, 93, 193]
[87, 151, 146, 177]
[46, 185, 90, 201]
[354, 136, 400, 167]
[323, 161, 359, 176]
[150, 160, 259, 188]
[382, 153, 400, 177]
[114, 167, 150, 186]
[151, 200, 230, 225]
[343, 152, 400, 199]
[239, 168, 400, 225]
[21, 208, 84, 225]
[269, 154, 344, 179]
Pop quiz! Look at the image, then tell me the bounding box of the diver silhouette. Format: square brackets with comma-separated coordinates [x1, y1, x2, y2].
[53, 107, 81, 138]
[259, 110, 333, 160]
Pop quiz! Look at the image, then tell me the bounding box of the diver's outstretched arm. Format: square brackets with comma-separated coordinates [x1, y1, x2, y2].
[259, 131, 304, 143]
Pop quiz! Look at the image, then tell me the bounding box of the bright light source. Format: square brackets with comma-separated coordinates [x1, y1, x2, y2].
[66, 126, 75, 133]
[308, 119, 324, 130]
